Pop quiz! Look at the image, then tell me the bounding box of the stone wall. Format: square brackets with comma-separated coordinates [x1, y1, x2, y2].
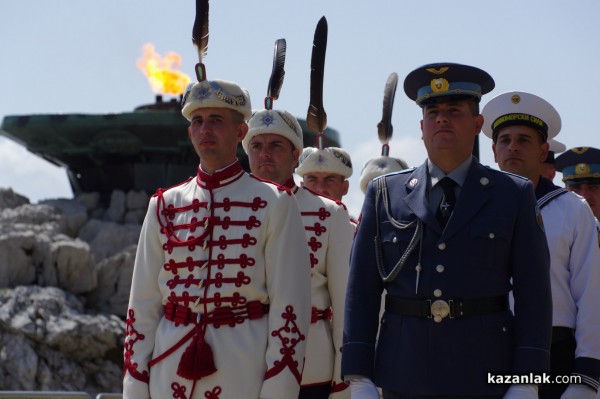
[0, 187, 149, 395]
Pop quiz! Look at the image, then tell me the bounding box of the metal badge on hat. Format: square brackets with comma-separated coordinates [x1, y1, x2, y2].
[306, 16, 328, 150]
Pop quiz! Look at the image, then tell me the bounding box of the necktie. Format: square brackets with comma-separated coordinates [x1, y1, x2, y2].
[436, 177, 457, 229]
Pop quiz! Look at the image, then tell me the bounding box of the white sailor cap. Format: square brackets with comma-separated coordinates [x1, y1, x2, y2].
[481, 91, 561, 142]
[544, 138, 567, 164]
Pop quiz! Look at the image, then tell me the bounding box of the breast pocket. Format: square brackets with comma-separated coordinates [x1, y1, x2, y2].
[378, 219, 419, 274]
[470, 220, 512, 268]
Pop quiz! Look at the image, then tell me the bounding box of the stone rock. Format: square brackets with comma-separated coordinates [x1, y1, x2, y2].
[0, 286, 125, 394]
[0, 188, 29, 210]
[40, 198, 88, 237]
[46, 238, 97, 294]
[0, 187, 143, 395]
[124, 208, 146, 224]
[0, 203, 64, 236]
[87, 245, 136, 317]
[78, 219, 141, 262]
[0, 231, 53, 288]
[75, 192, 101, 213]
[105, 190, 126, 223]
[126, 190, 149, 211]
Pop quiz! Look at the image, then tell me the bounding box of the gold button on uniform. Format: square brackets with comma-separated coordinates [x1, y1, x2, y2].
[489, 233, 495, 239]
[436, 265, 445, 273]
[433, 289, 442, 298]
[438, 242, 446, 250]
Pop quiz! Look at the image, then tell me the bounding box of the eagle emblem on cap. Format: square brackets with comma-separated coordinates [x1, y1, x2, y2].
[576, 163, 590, 175]
[430, 78, 449, 93]
[426, 67, 449, 75]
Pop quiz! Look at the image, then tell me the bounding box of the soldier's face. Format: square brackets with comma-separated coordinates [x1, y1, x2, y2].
[302, 172, 348, 200]
[492, 126, 548, 182]
[247, 133, 299, 185]
[420, 100, 483, 162]
[188, 108, 247, 173]
[568, 183, 600, 219]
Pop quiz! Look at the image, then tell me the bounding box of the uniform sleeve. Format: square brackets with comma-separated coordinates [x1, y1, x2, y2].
[123, 196, 164, 399]
[510, 181, 552, 375]
[326, 205, 355, 398]
[259, 192, 312, 399]
[341, 180, 386, 380]
[568, 202, 600, 390]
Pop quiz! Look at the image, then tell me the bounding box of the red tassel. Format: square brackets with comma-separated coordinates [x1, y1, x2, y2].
[176, 331, 217, 380]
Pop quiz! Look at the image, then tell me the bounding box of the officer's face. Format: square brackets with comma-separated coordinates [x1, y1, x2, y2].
[302, 172, 349, 200]
[188, 108, 247, 174]
[247, 133, 299, 185]
[568, 183, 600, 219]
[492, 126, 548, 183]
[420, 100, 483, 164]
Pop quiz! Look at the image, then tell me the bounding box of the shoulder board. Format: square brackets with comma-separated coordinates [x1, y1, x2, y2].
[372, 167, 416, 184]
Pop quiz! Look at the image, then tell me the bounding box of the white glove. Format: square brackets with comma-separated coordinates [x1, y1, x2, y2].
[349, 377, 380, 399]
[502, 384, 538, 399]
[560, 384, 596, 399]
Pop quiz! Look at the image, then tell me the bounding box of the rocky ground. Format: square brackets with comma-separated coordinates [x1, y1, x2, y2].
[0, 187, 149, 395]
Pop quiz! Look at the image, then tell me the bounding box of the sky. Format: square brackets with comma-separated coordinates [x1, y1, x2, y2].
[1, 0, 599, 217]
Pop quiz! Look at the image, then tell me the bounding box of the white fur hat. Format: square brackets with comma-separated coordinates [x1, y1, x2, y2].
[295, 147, 353, 178]
[243, 109, 303, 153]
[359, 156, 408, 193]
[181, 79, 252, 121]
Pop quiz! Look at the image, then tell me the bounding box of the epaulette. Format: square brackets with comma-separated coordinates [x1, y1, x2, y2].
[372, 166, 416, 183]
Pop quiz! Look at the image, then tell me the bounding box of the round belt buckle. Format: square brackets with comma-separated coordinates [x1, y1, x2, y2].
[431, 300, 450, 323]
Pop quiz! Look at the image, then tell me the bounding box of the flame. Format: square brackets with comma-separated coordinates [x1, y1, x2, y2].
[136, 43, 191, 96]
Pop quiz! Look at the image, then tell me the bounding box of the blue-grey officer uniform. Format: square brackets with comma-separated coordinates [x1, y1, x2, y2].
[342, 63, 552, 398]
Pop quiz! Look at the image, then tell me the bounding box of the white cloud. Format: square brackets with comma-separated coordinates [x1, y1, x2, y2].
[0, 138, 72, 203]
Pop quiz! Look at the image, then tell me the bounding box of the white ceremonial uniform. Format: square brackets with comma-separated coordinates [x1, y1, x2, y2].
[123, 162, 312, 399]
[291, 184, 354, 398]
[539, 183, 600, 389]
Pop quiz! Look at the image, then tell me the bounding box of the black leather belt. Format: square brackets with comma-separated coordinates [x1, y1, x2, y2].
[552, 326, 574, 344]
[385, 294, 509, 323]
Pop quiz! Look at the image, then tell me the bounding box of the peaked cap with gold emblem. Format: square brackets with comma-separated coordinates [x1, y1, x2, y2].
[555, 147, 600, 186]
[403, 62, 494, 106]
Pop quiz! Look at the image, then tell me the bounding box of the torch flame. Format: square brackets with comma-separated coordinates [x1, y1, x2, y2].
[137, 43, 191, 96]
